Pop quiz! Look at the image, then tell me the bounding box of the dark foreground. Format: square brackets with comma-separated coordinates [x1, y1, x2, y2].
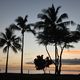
[0, 73, 80, 80]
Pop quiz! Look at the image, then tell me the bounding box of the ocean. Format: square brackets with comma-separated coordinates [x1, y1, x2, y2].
[0, 64, 80, 74]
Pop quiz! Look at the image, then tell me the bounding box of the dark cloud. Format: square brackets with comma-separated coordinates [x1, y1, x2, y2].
[26, 59, 80, 65]
[62, 59, 80, 65]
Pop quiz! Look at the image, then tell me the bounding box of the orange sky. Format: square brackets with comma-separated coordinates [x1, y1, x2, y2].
[0, 49, 80, 74]
[64, 50, 80, 54]
[0, 48, 80, 68]
[0, 49, 80, 65]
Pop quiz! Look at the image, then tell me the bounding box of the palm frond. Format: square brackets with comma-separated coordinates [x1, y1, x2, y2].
[71, 31, 80, 42]
[57, 13, 68, 23]
[51, 4, 55, 12]
[38, 13, 47, 19]
[11, 35, 21, 42]
[26, 23, 35, 27]
[24, 15, 28, 22]
[77, 24, 80, 31]
[11, 35, 16, 40]
[55, 6, 61, 15]
[70, 21, 75, 25]
[34, 21, 45, 29]
[38, 14, 51, 24]
[58, 21, 71, 27]
[0, 32, 7, 40]
[15, 16, 24, 23]
[24, 24, 34, 30]
[3, 46, 8, 53]
[14, 36, 21, 42]
[65, 44, 74, 49]
[64, 21, 71, 26]
[0, 38, 6, 47]
[6, 27, 13, 37]
[11, 46, 17, 53]
[13, 42, 21, 51]
[10, 24, 21, 30]
[26, 28, 36, 35]
[36, 32, 51, 46]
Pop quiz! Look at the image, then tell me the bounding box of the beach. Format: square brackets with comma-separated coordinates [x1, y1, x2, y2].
[0, 73, 80, 80]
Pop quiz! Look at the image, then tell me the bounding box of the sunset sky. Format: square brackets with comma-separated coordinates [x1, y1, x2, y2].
[0, 0, 80, 73]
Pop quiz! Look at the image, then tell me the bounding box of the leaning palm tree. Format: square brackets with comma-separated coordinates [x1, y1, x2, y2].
[0, 27, 21, 73]
[34, 4, 74, 74]
[10, 15, 35, 74]
[57, 29, 80, 74]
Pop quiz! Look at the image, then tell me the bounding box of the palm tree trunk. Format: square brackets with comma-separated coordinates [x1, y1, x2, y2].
[58, 47, 64, 75]
[5, 47, 9, 73]
[45, 46, 52, 60]
[55, 43, 58, 75]
[21, 33, 24, 74]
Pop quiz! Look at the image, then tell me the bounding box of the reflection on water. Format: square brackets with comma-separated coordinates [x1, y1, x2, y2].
[0, 69, 80, 74]
[0, 65, 80, 74]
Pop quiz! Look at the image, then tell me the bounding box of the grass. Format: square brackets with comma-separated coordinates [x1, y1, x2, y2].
[0, 73, 80, 80]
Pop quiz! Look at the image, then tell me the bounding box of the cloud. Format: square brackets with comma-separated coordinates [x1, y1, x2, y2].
[25, 62, 33, 64]
[25, 59, 80, 65]
[62, 59, 80, 65]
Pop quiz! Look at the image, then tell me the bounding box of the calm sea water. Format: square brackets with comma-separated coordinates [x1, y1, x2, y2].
[0, 69, 80, 74]
[0, 65, 80, 74]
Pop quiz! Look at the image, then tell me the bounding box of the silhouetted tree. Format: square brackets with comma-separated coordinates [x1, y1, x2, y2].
[34, 4, 74, 74]
[34, 55, 53, 73]
[56, 30, 79, 74]
[45, 57, 53, 67]
[0, 27, 21, 73]
[34, 55, 46, 73]
[10, 15, 35, 74]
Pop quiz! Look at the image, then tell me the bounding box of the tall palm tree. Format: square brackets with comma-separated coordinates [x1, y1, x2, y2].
[10, 15, 35, 74]
[34, 4, 73, 74]
[0, 27, 21, 73]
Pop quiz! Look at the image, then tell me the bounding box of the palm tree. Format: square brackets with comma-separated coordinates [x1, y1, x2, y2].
[10, 15, 35, 74]
[0, 27, 21, 73]
[57, 29, 80, 74]
[34, 4, 73, 74]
